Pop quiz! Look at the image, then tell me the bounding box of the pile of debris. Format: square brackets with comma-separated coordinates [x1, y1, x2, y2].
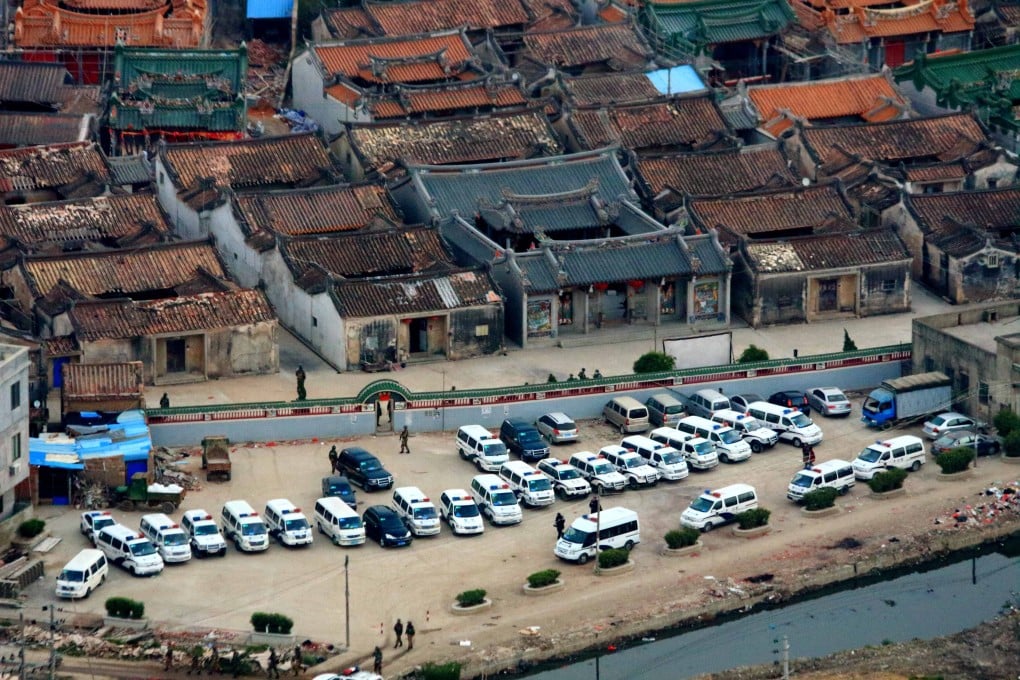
[153, 447, 201, 491]
[935, 484, 1019, 528]
[247, 39, 287, 109]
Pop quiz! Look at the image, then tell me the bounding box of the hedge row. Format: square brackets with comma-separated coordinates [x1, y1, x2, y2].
[250, 612, 293, 635]
[105, 597, 144, 619]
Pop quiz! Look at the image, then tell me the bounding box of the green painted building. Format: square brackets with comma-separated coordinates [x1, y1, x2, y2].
[894, 45, 1020, 142]
[106, 43, 247, 153]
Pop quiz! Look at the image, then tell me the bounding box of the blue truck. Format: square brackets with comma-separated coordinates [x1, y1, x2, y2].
[861, 372, 952, 429]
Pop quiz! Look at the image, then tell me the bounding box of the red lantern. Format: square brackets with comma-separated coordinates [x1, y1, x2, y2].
[629, 279, 644, 290]
[593, 282, 609, 292]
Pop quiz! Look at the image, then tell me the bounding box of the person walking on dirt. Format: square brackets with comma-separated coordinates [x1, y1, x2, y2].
[267, 648, 280, 679]
[160, 392, 170, 408]
[328, 445, 339, 474]
[291, 645, 302, 676]
[405, 621, 416, 650]
[589, 495, 601, 515]
[399, 426, 410, 454]
[187, 646, 202, 675]
[165, 643, 175, 671]
[554, 512, 565, 539]
[373, 646, 383, 674]
[393, 619, 404, 648]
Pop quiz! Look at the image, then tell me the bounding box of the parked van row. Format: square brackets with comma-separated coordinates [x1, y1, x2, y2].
[680, 484, 760, 531]
[675, 415, 752, 463]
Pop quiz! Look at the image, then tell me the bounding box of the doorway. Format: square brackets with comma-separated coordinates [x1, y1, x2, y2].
[409, 318, 429, 354]
[817, 279, 838, 312]
[166, 338, 186, 373]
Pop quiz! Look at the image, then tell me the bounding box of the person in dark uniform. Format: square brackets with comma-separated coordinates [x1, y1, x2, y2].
[160, 392, 170, 408]
[589, 496, 602, 515]
[393, 619, 404, 648]
[266, 648, 280, 679]
[405, 621, 415, 650]
[399, 426, 410, 454]
[554, 512, 566, 539]
[373, 646, 383, 675]
[328, 445, 339, 474]
[295, 366, 307, 401]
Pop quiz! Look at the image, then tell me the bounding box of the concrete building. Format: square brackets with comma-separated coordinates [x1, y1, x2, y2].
[912, 299, 1020, 420]
[0, 345, 30, 520]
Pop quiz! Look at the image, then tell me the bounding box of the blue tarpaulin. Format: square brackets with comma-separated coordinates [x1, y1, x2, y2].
[247, 0, 293, 19]
[646, 66, 706, 95]
[30, 410, 152, 471]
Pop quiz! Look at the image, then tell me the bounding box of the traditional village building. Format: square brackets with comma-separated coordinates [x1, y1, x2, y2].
[552, 67, 708, 107]
[0, 61, 100, 147]
[888, 187, 1020, 303]
[516, 22, 658, 84]
[0, 142, 110, 205]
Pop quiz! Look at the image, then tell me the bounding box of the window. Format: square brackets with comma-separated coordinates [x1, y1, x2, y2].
[959, 371, 970, 394]
[924, 355, 935, 372]
[881, 279, 897, 293]
[979, 382, 990, 404]
[312, 316, 318, 328]
[987, 178, 998, 189]
[11, 433, 20, 461]
[9, 381, 19, 410]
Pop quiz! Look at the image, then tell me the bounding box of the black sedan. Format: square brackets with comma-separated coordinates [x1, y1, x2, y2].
[768, 390, 811, 416]
[362, 506, 413, 548]
[932, 430, 1001, 457]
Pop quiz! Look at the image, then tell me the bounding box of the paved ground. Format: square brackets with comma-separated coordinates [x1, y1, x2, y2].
[140, 288, 948, 410]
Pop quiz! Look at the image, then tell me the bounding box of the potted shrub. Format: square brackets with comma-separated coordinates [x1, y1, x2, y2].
[523, 569, 563, 595]
[1003, 431, 1020, 462]
[17, 518, 45, 540]
[802, 488, 839, 516]
[421, 661, 463, 680]
[451, 588, 491, 614]
[663, 527, 702, 555]
[993, 410, 1020, 438]
[250, 611, 295, 645]
[867, 467, 908, 497]
[595, 547, 633, 575]
[733, 508, 771, 537]
[104, 597, 147, 629]
[935, 447, 975, 478]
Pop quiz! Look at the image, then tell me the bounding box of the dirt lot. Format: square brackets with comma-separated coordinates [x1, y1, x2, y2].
[21, 406, 1020, 678]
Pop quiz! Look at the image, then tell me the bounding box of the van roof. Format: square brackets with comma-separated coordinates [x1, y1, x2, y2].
[394, 487, 433, 504]
[698, 483, 756, 498]
[608, 396, 644, 407]
[620, 435, 658, 446]
[571, 506, 638, 529]
[460, 424, 496, 437]
[266, 498, 301, 512]
[183, 509, 216, 522]
[442, 488, 473, 502]
[223, 500, 257, 513]
[141, 514, 182, 531]
[798, 459, 853, 474]
[866, 435, 923, 448]
[315, 496, 358, 514]
[472, 473, 503, 486]
[648, 393, 682, 404]
[100, 523, 148, 542]
[63, 548, 105, 569]
[681, 415, 732, 429]
[500, 460, 539, 473]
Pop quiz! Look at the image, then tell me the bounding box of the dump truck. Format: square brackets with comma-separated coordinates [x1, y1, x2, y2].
[861, 372, 953, 429]
[113, 472, 185, 513]
[202, 435, 232, 481]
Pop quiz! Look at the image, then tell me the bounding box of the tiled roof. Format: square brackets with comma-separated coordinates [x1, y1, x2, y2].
[23, 241, 226, 299]
[42, 335, 78, 356]
[742, 229, 911, 273]
[560, 71, 664, 106]
[799, 114, 989, 166]
[0, 141, 110, 193]
[995, 0, 1020, 24]
[70, 289, 275, 341]
[312, 31, 474, 84]
[894, 45, 1020, 121]
[283, 226, 454, 280]
[0, 111, 91, 147]
[522, 23, 654, 71]
[369, 0, 530, 35]
[160, 134, 336, 191]
[0, 194, 170, 252]
[368, 80, 528, 118]
[14, 0, 207, 48]
[233, 184, 400, 238]
[105, 154, 152, 186]
[0, 61, 69, 106]
[747, 74, 905, 136]
[479, 194, 663, 235]
[635, 145, 796, 197]
[514, 231, 729, 292]
[643, 0, 796, 49]
[62, 362, 143, 399]
[688, 183, 855, 237]
[522, 0, 581, 31]
[800, 0, 974, 45]
[903, 162, 968, 182]
[905, 187, 1020, 235]
[567, 95, 730, 152]
[332, 268, 499, 317]
[321, 6, 379, 39]
[349, 109, 562, 169]
[405, 149, 637, 220]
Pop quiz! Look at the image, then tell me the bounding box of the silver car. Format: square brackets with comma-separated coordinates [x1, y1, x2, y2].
[535, 412, 579, 444]
[922, 412, 979, 439]
[807, 387, 852, 417]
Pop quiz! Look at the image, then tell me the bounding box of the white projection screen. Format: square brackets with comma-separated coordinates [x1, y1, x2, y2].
[662, 332, 733, 369]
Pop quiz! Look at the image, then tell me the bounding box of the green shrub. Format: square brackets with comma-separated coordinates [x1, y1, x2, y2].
[993, 410, 1020, 438]
[735, 508, 771, 530]
[802, 487, 838, 511]
[526, 569, 561, 588]
[420, 661, 462, 680]
[547, 373, 558, 383]
[737, 345, 769, 363]
[455, 589, 487, 608]
[16, 518, 45, 539]
[633, 352, 675, 374]
[936, 447, 974, 474]
[842, 328, 858, 352]
[105, 597, 144, 619]
[1004, 430, 1020, 458]
[597, 548, 630, 569]
[664, 527, 701, 549]
[867, 467, 908, 493]
[250, 612, 293, 634]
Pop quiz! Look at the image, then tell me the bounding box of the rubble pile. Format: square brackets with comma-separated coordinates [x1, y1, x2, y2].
[153, 448, 201, 491]
[935, 484, 1019, 528]
[246, 39, 287, 108]
[73, 478, 110, 510]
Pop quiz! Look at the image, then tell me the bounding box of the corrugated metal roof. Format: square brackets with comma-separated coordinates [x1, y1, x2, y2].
[0, 111, 89, 147]
[0, 61, 70, 105]
[62, 362, 144, 399]
[332, 268, 499, 317]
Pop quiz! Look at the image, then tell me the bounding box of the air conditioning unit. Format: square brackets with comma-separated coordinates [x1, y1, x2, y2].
[8, 462, 20, 476]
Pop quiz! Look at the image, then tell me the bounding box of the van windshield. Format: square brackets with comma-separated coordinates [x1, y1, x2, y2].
[284, 518, 309, 532]
[689, 497, 716, 513]
[338, 516, 362, 530]
[94, 517, 115, 532]
[163, 532, 188, 546]
[412, 506, 437, 520]
[194, 524, 218, 536]
[790, 413, 813, 428]
[453, 503, 479, 518]
[242, 521, 267, 536]
[665, 404, 684, 414]
[528, 477, 552, 491]
[557, 467, 581, 480]
[482, 441, 507, 457]
[130, 541, 157, 557]
[857, 447, 883, 463]
[791, 473, 814, 488]
[491, 491, 517, 506]
[592, 462, 614, 475]
[621, 457, 644, 469]
[718, 429, 741, 444]
[692, 441, 714, 455]
[561, 527, 594, 547]
[58, 569, 85, 582]
[359, 459, 381, 471]
[660, 451, 684, 465]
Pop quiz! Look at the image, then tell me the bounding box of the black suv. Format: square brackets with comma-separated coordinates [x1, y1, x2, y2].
[337, 447, 394, 491]
[768, 390, 811, 416]
[321, 475, 358, 508]
[499, 418, 550, 462]
[363, 505, 412, 547]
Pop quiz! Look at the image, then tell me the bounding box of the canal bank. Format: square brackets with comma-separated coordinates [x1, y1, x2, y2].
[461, 519, 1020, 680]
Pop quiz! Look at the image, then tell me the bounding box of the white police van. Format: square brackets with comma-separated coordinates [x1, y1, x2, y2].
[439, 489, 485, 536]
[180, 509, 228, 557]
[554, 507, 640, 564]
[392, 486, 441, 536]
[139, 513, 192, 562]
[221, 500, 270, 552]
[264, 499, 314, 547]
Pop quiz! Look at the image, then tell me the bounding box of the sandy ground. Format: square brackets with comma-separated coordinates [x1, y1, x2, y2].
[17, 406, 1020, 678]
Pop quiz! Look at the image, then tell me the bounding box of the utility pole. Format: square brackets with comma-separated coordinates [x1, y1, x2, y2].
[344, 554, 351, 651]
[781, 635, 790, 679]
[17, 610, 25, 678]
[46, 605, 56, 680]
[593, 507, 601, 575]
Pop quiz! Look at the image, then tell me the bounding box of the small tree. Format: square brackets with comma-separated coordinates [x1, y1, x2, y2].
[1004, 430, 1020, 458]
[105, 597, 144, 619]
[735, 508, 771, 529]
[803, 487, 838, 511]
[993, 410, 1020, 438]
[867, 467, 908, 493]
[665, 527, 701, 549]
[843, 328, 858, 352]
[597, 548, 630, 569]
[17, 518, 45, 539]
[737, 345, 770, 363]
[936, 447, 974, 474]
[526, 569, 561, 588]
[633, 351, 675, 373]
[455, 589, 487, 607]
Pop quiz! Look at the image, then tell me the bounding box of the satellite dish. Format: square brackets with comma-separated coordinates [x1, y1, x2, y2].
[801, 177, 810, 187]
